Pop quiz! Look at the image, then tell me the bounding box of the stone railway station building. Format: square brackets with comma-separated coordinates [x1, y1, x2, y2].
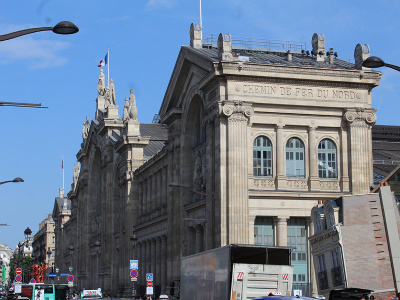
[53, 24, 382, 298]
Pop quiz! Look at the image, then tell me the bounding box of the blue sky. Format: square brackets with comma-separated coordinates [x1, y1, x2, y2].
[1, 0, 400, 249]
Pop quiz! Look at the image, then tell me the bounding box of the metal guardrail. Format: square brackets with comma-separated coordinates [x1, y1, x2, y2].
[203, 33, 306, 53]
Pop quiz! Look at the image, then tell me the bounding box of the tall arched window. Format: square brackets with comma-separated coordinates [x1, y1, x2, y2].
[318, 139, 337, 179]
[286, 137, 305, 178]
[253, 136, 272, 177]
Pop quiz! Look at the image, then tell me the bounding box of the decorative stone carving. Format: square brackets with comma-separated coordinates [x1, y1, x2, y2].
[190, 23, 202, 48]
[82, 116, 90, 140]
[193, 147, 206, 190]
[128, 90, 138, 120]
[106, 79, 116, 107]
[73, 162, 80, 191]
[218, 33, 233, 61]
[287, 179, 308, 189]
[343, 108, 376, 127]
[220, 101, 254, 122]
[319, 180, 340, 190]
[253, 179, 275, 189]
[312, 33, 325, 62]
[98, 69, 106, 96]
[354, 44, 370, 70]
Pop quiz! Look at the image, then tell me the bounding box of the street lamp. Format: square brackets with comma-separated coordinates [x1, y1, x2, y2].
[46, 248, 52, 284]
[0, 21, 79, 42]
[0, 177, 24, 185]
[362, 56, 400, 72]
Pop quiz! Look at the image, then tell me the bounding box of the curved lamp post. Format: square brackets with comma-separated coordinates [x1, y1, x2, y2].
[0, 177, 24, 185]
[362, 56, 400, 72]
[0, 21, 79, 42]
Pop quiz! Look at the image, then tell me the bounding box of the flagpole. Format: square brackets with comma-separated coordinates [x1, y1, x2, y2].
[107, 48, 110, 88]
[200, 0, 202, 29]
[62, 156, 64, 191]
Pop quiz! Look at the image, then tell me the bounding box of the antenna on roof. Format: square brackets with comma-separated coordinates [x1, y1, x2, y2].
[200, 0, 203, 29]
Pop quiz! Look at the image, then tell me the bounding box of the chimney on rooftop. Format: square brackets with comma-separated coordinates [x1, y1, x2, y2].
[312, 33, 326, 62]
[218, 33, 233, 61]
[190, 23, 202, 49]
[354, 43, 370, 70]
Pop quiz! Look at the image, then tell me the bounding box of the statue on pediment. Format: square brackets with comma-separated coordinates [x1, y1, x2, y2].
[73, 162, 80, 190]
[109, 79, 116, 105]
[82, 116, 90, 140]
[129, 89, 138, 120]
[97, 69, 106, 96]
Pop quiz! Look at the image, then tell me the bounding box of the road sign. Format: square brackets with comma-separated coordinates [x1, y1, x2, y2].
[131, 277, 137, 282]
[146, 287, 153, 295]
[15, 275, 22, 282]
[15, 268, 22, 275]
[30, 279, 36, 284]
[68, 275, 74, 282]
[147, 281, 153, 287]
[146, 273, 153, 281]
[130, 260, 138, 270]
[130, 270, 138, 278]
[14, 284, 21, 294]
[60, 273, 70, 277]
[48, 274, 57, 277]
[68, 282, 73, 287]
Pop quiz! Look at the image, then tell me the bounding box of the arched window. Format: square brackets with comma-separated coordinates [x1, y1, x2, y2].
[253, 136, 272, 177]
[318, 139, 337, 179]
[286, 137, 305, 178]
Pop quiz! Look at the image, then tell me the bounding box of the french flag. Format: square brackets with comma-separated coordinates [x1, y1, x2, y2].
[98, 52, 108, 67]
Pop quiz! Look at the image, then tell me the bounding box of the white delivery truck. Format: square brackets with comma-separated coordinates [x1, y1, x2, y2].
[180, 244, 294, 300]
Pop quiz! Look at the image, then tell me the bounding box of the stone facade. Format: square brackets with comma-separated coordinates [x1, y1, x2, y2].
[56, 24, 382, 298]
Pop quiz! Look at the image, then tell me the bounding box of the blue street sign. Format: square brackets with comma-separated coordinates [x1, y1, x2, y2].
[146, 273, 153, 281]
[130, 260, 138, 270]
[60, 273, 70, 277]
[48, 274, 57, 277]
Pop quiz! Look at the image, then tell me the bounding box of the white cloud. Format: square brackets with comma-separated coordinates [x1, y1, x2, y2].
[0, 35, 70, 69]
[146, 0, 177, 9]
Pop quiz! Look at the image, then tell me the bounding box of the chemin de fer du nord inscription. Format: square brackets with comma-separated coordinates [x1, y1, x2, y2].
[241, 84, 362, 100]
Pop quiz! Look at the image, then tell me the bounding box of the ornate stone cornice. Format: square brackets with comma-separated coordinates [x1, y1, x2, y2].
[219, 62, 382, 82]
[219, 101, 254, 122]
[343, 108, 376, 127]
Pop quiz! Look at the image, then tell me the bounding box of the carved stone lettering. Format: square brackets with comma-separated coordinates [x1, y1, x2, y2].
[240, 84, 362, 101]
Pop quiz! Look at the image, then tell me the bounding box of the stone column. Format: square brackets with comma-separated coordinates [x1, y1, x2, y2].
[275, 217, 289, 246]
[343, 108, 376, 194]
[340, 127, 350, 192]
[306, 218, 318, 297]
[151, 238, 156, 276]
[139, 183, 143, 215]
[155, 237, 161, 287]
[152, 175, 157, 210]
[162, 167, 167, 206]
[308, 125, 319, 189]
[219, 101, 253, 244]
[276, 124, 287, 189]
[161, 235, 167, 292]
[145, 240, 151, 275]
[156, 171, 161, 209]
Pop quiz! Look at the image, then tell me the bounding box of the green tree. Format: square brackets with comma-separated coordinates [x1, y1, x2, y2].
[8, 254, 33, 284]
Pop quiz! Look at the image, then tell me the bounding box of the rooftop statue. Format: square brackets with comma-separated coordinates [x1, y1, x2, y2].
[73, 162, 80, 190]
[129, 89, 138, 120]
[109, 79, 116, 106]
[97, 69, 106, 96]
[82, 116, 90, 140]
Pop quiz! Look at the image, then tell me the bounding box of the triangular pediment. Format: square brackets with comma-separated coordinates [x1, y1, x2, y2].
[159, 46, 215, 124]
